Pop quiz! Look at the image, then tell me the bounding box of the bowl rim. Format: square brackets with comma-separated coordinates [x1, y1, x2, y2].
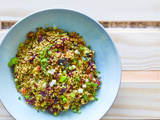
[0, 8, 121, 120]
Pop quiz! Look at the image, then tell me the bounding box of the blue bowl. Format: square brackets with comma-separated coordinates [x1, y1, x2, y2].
[0, 9, 121, 120]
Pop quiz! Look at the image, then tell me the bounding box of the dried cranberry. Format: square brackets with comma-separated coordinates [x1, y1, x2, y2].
[96, 79, 100, 86]
[61, 84, 67, 94]
[68, 85, 73, 91]
[38, 36, 44, 43]
[67, 70, 73, 77]
[89, 61, 95, 69]
[40, 91, 46, 97]
[53, 72, 59, 80]
[11, 65, 15, 73]
[25, 98, 35, 105]
[46, 87, 51, 91]
[53, 98, 59, 104]
[47, 106, 58, 114]
[29, 54, 37, 62]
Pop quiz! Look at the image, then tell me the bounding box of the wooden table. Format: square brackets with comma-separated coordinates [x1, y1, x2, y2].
[0, 0, 160, 119]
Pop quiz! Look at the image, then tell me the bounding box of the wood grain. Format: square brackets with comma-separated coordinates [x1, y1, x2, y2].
[0, 0, 160, 21]
[103, 82, 160, 119]
[108, 29, 160, 70]
[0, 29, 160, 70]
[1, 82, 160, 120]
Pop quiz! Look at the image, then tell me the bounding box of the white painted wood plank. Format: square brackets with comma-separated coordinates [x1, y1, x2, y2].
[108, 29, 160, 70]
[0, 29, 160, 70]
[0, 0, 160, 21]
[103, 82, 160, 119]
[1, 82, 160, 119]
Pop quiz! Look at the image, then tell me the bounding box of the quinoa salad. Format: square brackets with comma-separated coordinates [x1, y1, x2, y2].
[8, 26, 101, 116]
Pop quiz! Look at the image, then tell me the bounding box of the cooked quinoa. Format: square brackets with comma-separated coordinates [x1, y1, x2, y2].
[8, 26, 101, 115]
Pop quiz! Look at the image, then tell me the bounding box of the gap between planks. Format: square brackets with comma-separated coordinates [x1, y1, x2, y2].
[122, 71, 160, 82]
[0, 21, 1, 31]
[1, 21, 160, 29]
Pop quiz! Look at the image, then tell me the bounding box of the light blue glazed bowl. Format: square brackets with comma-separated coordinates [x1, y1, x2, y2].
[0, 9, 121, 120]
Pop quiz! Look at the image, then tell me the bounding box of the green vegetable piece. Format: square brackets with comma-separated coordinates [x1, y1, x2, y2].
[60, 95, 65, 98]
[73, 109, 77, 113]
[54, 112, 57, 116]
[94, 97, 98, 101]
[65, 109, 68, 112]
[35, 78, 38, 82]
[86, 82, 91, 86]
[59, 76, 67, 82]
[84, 67, 87, 71]
[14, 78, 18, 82]
[69, 66, 72, 70]
[86, 82, 98, 87]
[83, 94, 88, 100]
[91, 83, 98, 87]
[38, 72, 42, 76]
[16, 84, 20, 89]
[87, 45, 91, 49]
[78, 77, 81, 82]
[48, 50, 52, 56]
[79, 36, 83, 38]
[93, 91, 96, 97]
[11, 57, 18, 64]
[77, 110, 81, 114]
[98, 71, 101, 74]
[63, 70, 66, 75]
[74, 78, 77, 81]
[23, 74, 28, 76]
[54, 48, 58, 52]
[40, 44, 53, 62]
[65, 77, 69, 83]
[79, 47, 85, 51]
[19, 43, 24, 47]
[25, 95, 29, 99]
[79, 63, 81, 67]
[47, 57, 50, 60]
[44, 44, 53, 51]
[74, 59, 78, 64]
[18, 97, 21, 100]
[70, 93, 75, 98]
[41, 58, 48, 63]
[29, 97, 33, 100]
[63, 97, 67, 102]
[8, 61, 13, 67]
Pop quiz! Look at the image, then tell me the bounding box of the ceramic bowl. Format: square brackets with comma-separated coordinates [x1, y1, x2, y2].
[0, 9, 121, 120]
